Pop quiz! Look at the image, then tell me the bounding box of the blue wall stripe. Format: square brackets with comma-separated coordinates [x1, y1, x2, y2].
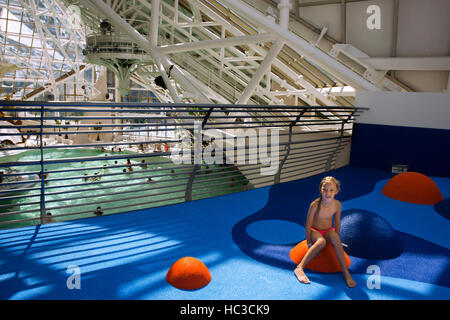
[350, 123, 450, 177]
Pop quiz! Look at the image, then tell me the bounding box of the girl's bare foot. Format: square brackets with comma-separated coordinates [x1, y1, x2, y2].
[294, 267, 310, 284]
[343, 272, 356, 288]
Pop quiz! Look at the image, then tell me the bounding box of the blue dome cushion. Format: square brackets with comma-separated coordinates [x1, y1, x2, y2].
[340, 209, 403, 259]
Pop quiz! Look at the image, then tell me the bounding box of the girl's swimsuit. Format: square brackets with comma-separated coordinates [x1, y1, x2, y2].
[311, 226, 334, 236]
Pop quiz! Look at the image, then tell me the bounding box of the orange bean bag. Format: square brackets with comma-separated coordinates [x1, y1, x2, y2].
[166, 257, 211, 290]
[289, 240, 351, 273]
[382, 172, 443, 205]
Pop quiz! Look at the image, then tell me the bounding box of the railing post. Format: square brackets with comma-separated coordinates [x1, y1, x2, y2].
[185, 107, 212, 202]
[341, 109, 355, 136]
[274, 109, 305, 184]
[325, 109, 356, 171]
[39, 103, 46, 224]
[202, 107, 214, 128]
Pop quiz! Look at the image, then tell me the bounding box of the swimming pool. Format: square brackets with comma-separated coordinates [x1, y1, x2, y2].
[0, 148, 250, 229]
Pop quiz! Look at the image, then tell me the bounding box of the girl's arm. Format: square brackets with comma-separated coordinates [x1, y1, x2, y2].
[304, 202, 317, 245]
[334, 201, 342, 234]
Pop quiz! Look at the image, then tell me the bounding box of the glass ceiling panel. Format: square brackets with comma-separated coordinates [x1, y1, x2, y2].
[0, 0, 86, 101]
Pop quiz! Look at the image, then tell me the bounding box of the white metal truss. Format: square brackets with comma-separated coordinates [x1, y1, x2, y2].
[160, 0, 342, 105]
[0, 0, 100, 101]
[2, 0, 416, 109]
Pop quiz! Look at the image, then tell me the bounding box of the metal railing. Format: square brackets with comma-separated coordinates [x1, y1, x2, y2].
[0, 101, 367, 229]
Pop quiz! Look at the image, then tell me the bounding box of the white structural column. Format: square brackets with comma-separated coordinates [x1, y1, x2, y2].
[236, 0, 291, 104]
[278, 0, 291, 30]
[85, 0, 210, 103]
[220, 0, 380, 91]
[149, 0, 159, 47]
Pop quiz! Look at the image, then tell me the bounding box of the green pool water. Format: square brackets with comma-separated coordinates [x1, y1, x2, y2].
[0, 148, 250, 229]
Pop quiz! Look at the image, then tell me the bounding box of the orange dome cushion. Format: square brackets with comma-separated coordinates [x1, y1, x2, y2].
[289, 240, 351, 273]
[166, 257, 211, 290]
[382, 172, 443, 205]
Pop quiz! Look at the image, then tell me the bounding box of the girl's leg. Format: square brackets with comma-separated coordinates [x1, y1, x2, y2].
[294, 230, 326, 284]
[325, 230, 356, 288]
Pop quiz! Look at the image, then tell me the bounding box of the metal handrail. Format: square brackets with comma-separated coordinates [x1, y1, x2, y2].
[0, 101, 366, 229]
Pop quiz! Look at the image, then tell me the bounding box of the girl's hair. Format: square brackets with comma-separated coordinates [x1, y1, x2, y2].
[316, 176, 341, 213]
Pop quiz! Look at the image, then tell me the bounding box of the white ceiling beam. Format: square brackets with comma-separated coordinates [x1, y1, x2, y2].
[298, 0, 370, 7]
[158, 33, 276, 54]
[270, 86, 355, 97]
[360, 56, 450, 71]
[176, 22, 224, 28]
[224, 56, 263, 62]
[220, 0, 380, 91]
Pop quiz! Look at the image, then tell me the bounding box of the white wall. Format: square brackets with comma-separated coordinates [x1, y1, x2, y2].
[355, 91, 450, 130]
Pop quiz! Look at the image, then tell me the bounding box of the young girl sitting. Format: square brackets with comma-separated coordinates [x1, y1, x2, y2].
[294, 176, 356, 288]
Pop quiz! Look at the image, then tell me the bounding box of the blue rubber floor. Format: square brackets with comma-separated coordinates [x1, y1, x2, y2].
[0, 166, 449, 300]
